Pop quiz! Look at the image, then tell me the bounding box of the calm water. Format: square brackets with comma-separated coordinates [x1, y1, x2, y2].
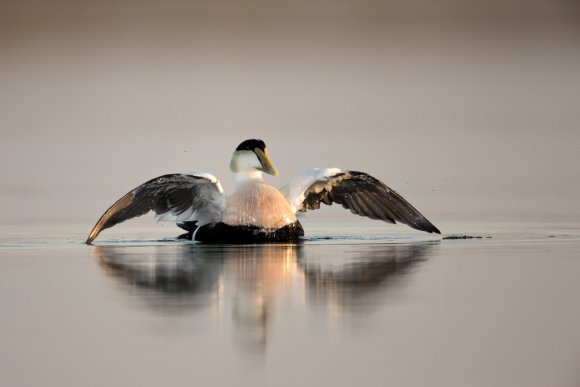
[1, 220, 579, 387]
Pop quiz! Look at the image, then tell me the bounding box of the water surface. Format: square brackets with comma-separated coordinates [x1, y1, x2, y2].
[1, 220, 579, 387]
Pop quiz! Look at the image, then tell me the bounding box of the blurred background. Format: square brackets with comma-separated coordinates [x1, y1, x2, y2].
[1, 0, 579, 226]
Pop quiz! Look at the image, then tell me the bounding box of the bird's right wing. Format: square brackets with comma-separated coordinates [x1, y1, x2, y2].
[86, 173, 225, 244]
[283, 168, 440, 234]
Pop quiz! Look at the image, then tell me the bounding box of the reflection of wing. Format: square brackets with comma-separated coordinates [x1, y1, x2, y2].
[91, 245, 224, 296]
[283, 168, 440, 234]
[299, 244, 432, 287]
[298, 243, 436, 310]
[86, 173, 225, 244]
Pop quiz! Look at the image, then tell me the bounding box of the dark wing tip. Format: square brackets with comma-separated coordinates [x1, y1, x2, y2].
[85, 192, 135, 244]
[412, 214, 441, 234]
[421, 222, 441, 234]
[85, 227, 100, 245]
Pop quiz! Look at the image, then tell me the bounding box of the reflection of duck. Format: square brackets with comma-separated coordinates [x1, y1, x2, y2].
[91, 242, 436, 352]
[86, 139, 440, 244]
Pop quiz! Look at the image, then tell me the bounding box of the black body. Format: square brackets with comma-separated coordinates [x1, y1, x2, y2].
[178, 221, 304, 244]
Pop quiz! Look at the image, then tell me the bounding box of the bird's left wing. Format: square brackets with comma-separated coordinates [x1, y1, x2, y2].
[86, 173, 224, 244]
[283, 168, 440, 234]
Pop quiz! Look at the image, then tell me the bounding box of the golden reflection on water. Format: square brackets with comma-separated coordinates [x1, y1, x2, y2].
[91, 242, 436, 352]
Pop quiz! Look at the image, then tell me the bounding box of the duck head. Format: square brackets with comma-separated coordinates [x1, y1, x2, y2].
[230, 139, 278, 176]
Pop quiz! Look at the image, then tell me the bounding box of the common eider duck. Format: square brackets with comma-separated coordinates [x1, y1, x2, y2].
[86, 139, 440, 244]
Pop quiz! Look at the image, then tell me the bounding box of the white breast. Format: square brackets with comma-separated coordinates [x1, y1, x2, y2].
[223, 181, 297, 229]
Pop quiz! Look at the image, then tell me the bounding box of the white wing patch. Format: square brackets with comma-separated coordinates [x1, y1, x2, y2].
[154, 172, 225, 225]
[188, 171, 224, 193]
[283, 168, 342, 212]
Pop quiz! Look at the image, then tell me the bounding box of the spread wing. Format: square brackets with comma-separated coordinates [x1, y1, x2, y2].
[283, 168, 440, 234]
[86, 173, 225, 244]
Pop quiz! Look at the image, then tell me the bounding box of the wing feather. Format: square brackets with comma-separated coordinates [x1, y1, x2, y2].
[355, 191, 382, 220]
[86, 173, 225, 244]
[284, 168, 440, 234]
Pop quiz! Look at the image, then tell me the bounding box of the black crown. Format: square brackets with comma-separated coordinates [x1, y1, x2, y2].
[236, 139, 266, 152]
